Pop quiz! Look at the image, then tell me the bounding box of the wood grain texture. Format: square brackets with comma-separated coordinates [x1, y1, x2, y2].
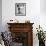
[7, 23, 34, 46]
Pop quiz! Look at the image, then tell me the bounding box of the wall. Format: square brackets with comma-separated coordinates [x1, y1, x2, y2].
[2, 0, 46, 46]
[40, 0, 46, 31]
[0, 0, 2, 32]
[2, 0, 40, 30]
[40, 0, 46, 13]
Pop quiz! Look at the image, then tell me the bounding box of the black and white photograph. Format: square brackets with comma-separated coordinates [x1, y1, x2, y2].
[15, 3, 26, 16]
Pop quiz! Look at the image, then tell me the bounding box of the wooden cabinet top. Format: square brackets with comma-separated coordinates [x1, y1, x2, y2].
[7, 23, 34, 25]
[7, 23, 34, 32]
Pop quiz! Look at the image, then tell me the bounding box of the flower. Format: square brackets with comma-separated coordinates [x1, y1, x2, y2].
[36, 25, 45, 41]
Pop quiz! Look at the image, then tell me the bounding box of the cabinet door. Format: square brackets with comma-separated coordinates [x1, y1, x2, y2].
[11, 32, 28, 46]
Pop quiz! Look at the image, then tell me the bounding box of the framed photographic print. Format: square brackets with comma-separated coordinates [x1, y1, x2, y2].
[15, 3, 26, 16]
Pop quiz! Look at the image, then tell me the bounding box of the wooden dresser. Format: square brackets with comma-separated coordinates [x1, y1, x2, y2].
[7, 23, 34, 46]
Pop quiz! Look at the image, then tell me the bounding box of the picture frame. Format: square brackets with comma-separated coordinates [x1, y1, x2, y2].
[15, 3, 26, 16]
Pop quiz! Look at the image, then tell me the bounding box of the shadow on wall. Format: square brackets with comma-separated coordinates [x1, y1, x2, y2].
[0, 0, 2, 32]
[40, 0, 46, 14]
